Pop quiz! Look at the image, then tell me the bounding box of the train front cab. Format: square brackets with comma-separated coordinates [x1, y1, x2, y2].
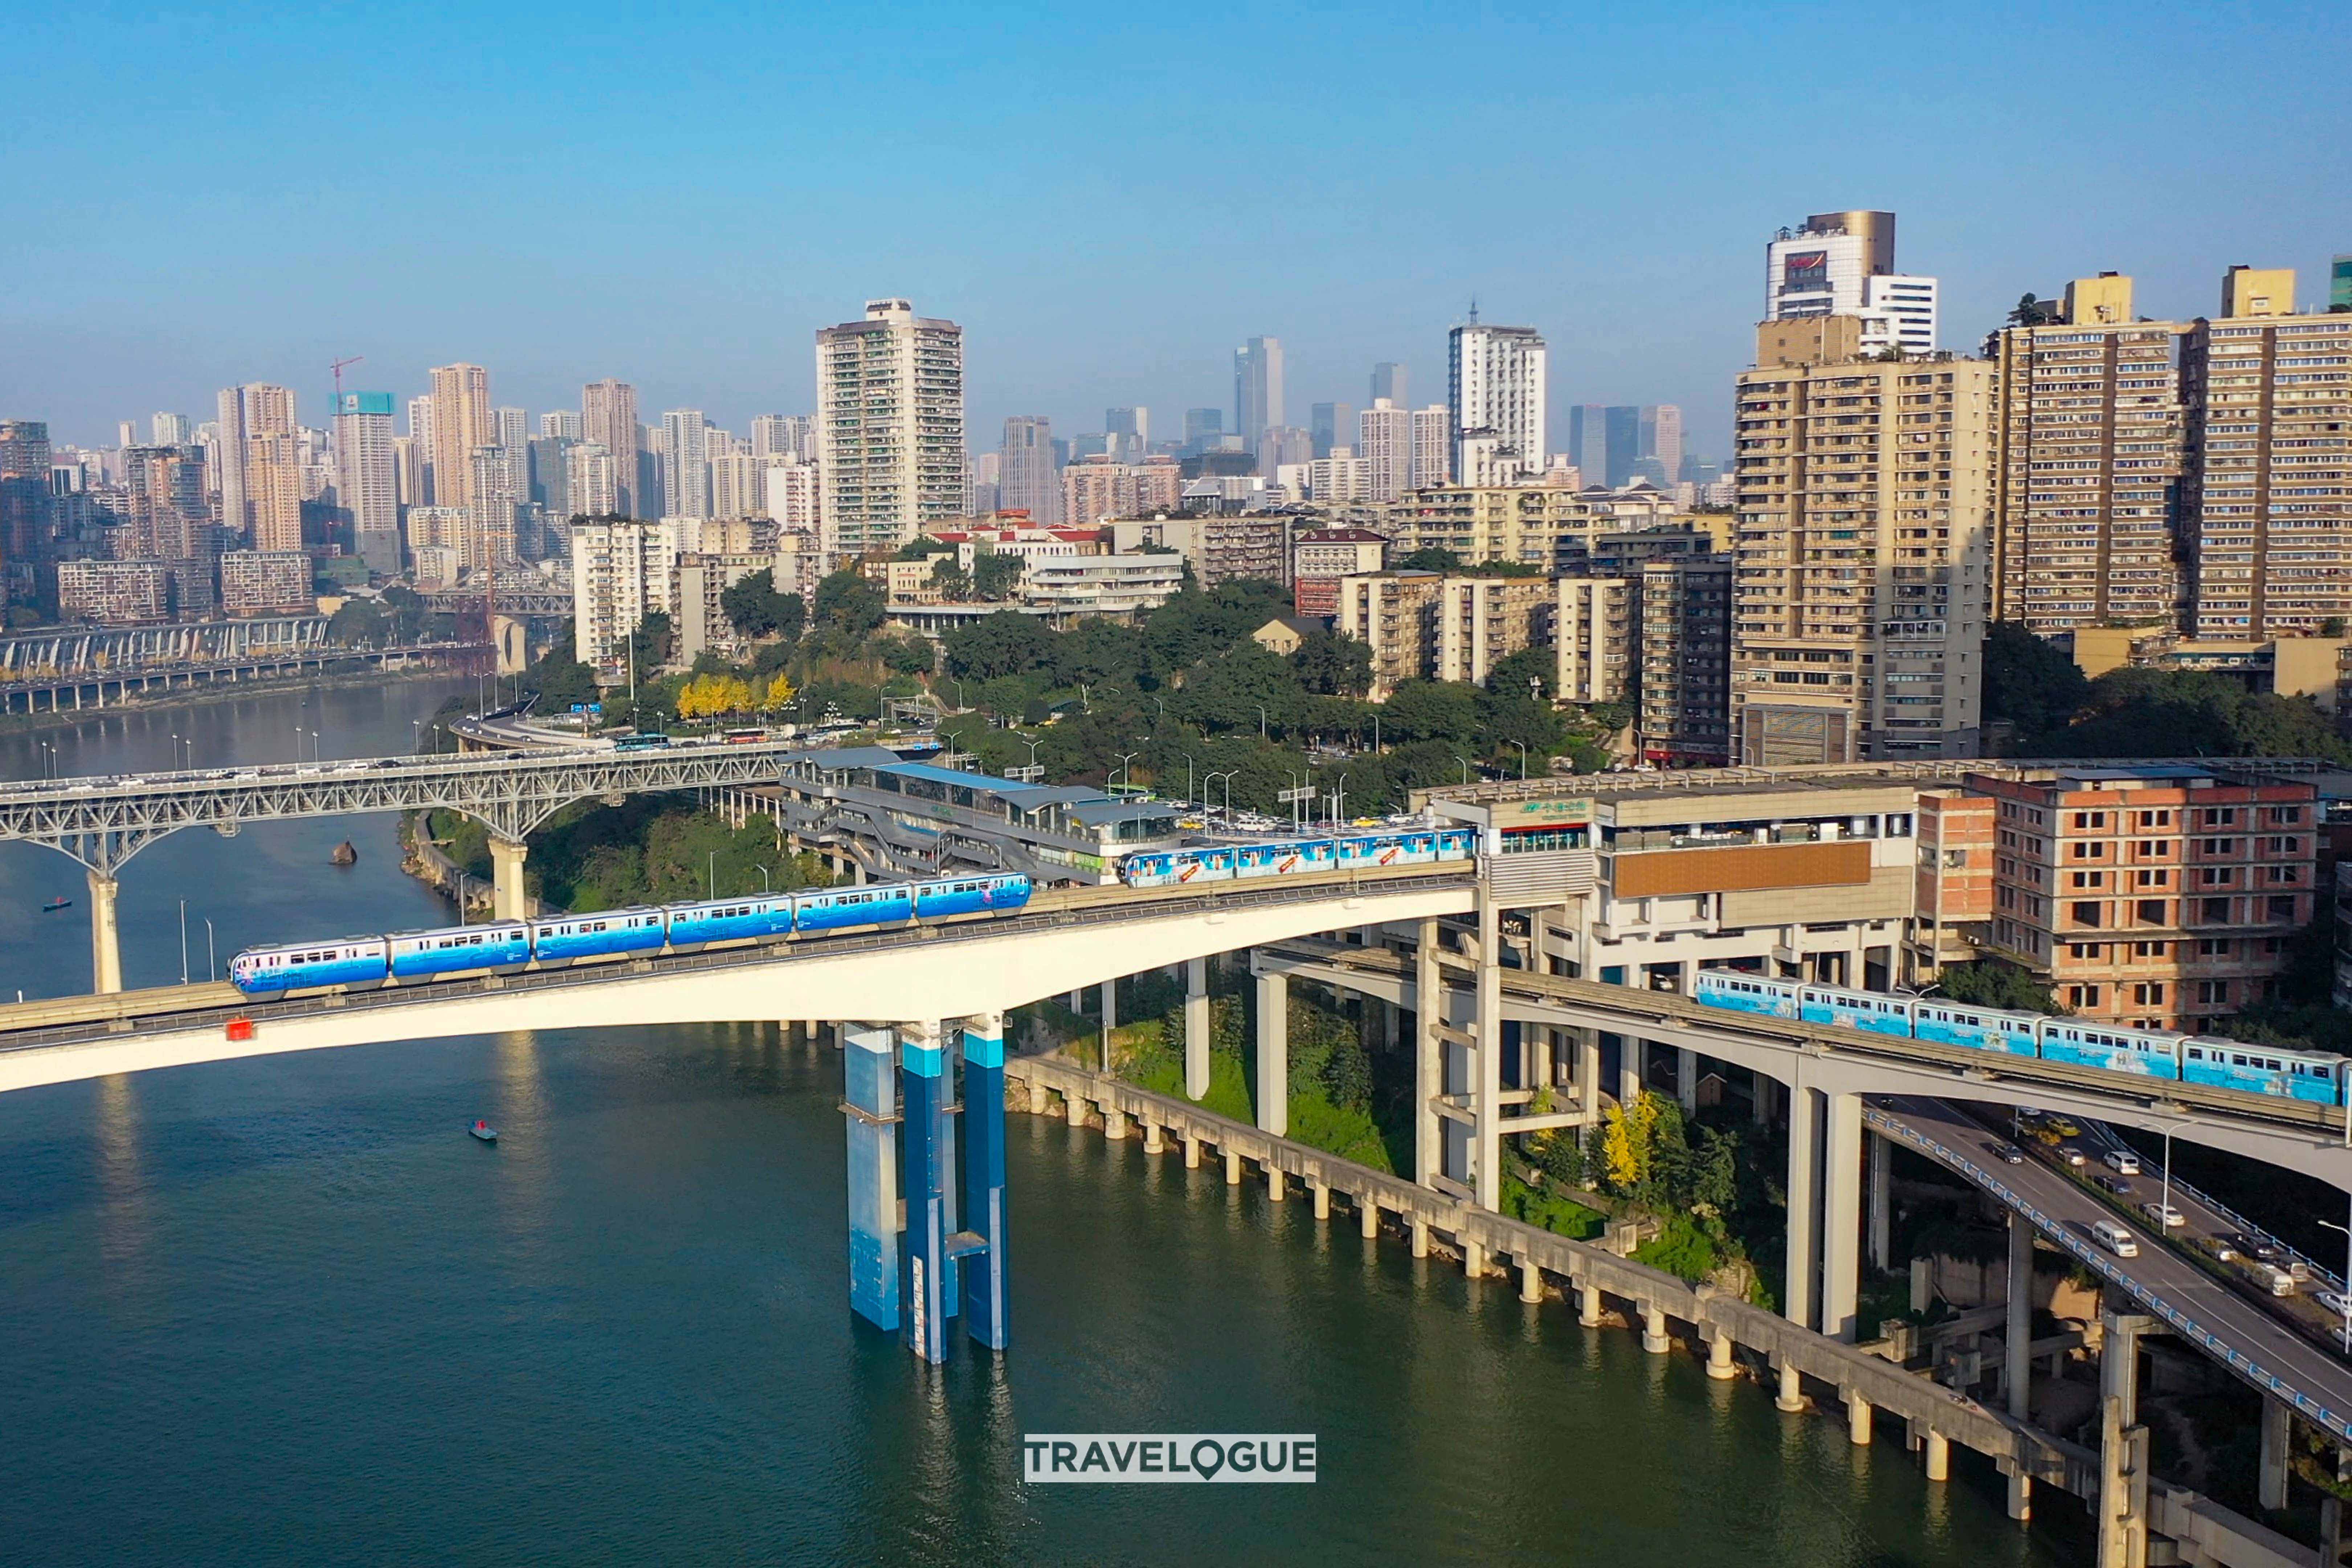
[230, 938, 391, 996]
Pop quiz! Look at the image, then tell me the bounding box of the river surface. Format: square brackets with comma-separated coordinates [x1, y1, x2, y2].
[0, 678, 2082, 1564]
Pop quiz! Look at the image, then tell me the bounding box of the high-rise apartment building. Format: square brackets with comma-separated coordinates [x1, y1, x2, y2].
[567, 444, 621, 521]
[427, 364, 491, 517]
[1371, 363, 1407, 406]
[999, 416, 1061, 526]
[815, 299, 965, 561]
[245, 429, 306, 552]
[151, 413, 191, 447]
[1233, 337, 1284, 457]
[540, 410, 583, 441]
[1408, 406, 1451, 490]
[569, 517, 681, 666]
[1448, 318, 1547, 483]
[1730, 329, 1996, 763]
[1359, 400, 1410, 502]
[764, 458, 821, 529]
[750, 413, 817, 462]
[581, 379, 640, 517]
[662, 409, 710, 519]
[1104, 407, 1148, 464]
[216, 384, 295, 538]
[1991, 273, 2186, 633]
[2181, 266, 2352, 640]
[333, 392, 400, 577]
[405, 395, 436, 503]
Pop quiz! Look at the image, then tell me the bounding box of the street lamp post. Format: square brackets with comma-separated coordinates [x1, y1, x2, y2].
[1114, 751, 1140, 793]
[205, 918, 216, 981]
[2319, 1199, 2352, 1351]
[1513, 740, 1529, 779]
[755, 864, 772, 893]
[178, 899, 189, 985]
[1330, 773, 1348, 829]
[708, 850, 718, 899]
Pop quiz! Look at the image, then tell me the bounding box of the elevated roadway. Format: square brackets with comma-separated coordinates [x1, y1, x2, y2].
[0, 739, 816, 991]
[0, 866, 1476, 1096]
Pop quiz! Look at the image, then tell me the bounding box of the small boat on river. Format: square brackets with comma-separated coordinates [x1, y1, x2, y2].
[470, 1120, 498, 1143]
[41, 896, 72, 913]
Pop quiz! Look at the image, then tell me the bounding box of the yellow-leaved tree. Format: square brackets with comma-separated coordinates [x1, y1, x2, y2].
[1600, 1091, 1659, 1192]
[758, 673, 796, 712]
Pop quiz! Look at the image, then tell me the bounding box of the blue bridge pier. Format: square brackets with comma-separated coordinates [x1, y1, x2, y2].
[840, 1012, 1009, 1363]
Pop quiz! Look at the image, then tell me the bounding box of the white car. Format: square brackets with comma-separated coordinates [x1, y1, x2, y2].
[2140, 1202, 2185, 1229]
[2317, 1290, 2352, 1318]
[2103, 1149, 2142, 1176]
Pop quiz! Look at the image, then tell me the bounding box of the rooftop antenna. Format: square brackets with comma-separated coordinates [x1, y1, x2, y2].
[1467, 297, 1479, 324]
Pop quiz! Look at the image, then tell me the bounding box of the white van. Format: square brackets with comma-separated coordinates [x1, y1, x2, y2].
[2093, 1220, 2139, 1258]
[2258, 1265, 2298, 1298]
[2103, 1148, 2142, 1176]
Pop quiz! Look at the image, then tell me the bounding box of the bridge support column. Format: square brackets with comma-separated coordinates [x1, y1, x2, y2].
[1254, 966, 1287, 1138]
[2259, 1396, 2290, 1511]
[1706, 1329, 1736, 1379]
[841, 1024, 901, 1335]
[1847, 1391, 1873, 1446]
[1677, 1047, 1700, 1112]
[1578, 1281, 1602, 1327]
[1642, 1304, 1669, 1355]
[1359, 1199, 1379, 1239]
[1311, 1180, 1328, 1220]
[2097, 1313, 2153, 1568]
[1184, 1134, 1201, 1169]
[1867, 1130, 1892, 1273]
[1785, 1082, 1820, 1332]
[1578, 1031, 1603, 1126]
[1473, 890, 1502, 1212]
[1266, 1165, 1284, 1201]
[1223, 1149, 1241, 1185]
[1923, 1428, 1949, 1483]
[489, 835, 528, 920]
[1414, 918, 1442, 1187]
[1823, 1092, 1863, 1342]
[1519, 1258, 1542, 1303]
[1142, 1120, 1164, 1154]
[900, 1023, 952, 1364]
[1410, 1218, 1429, 1258]
[1098, 978, 1117, 1072]
[86, 870, 123, 995]
[1775, 1361, 1804, 1413]
[960, 1013, 1008, 1351]
[2007, 1212, 2033, 1420]
[1183, 956, 1210, 1100]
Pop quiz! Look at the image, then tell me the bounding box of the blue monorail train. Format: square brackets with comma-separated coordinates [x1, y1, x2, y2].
[1118, 827, 1477, 888]
[1690, 969, 2348, 1107]
[228, 872, 1033, 996]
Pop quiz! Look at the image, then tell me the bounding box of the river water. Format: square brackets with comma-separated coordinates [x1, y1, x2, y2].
[0, 679, 2082, 1564]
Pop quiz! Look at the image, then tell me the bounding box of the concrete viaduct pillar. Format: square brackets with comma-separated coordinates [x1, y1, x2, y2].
[1098, 977, 1117, 1073]
[842, 1024, 901, 1336]
[1183, 956, 1210, 1101]
[1867, 1130, 1892, 1273]
[2006, 1209, 2035, 1521]
[1254, 966, 1287, 1138]
[1785, 1081, 1819, 1332]
[960, 1012, 1009, 1351]
[86, 870, 124, 994]
[1414, 917, 1442, 1189]
[2097, 1313, 2153, 1568]
[1822, 1091, 1863, 1342]
[1473, 889, 1502, 1212]
[489, 835, 529, 921]
[2259, 1397, 2290, 1512]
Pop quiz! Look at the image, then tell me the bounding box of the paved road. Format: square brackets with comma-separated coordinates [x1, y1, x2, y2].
[1872, 1094, 2352, 1444]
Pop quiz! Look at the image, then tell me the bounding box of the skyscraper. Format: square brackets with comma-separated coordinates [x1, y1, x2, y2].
[151, 412, 191, 446]
[1182, 408, 1224, 453]
[405, 395, 436, 503]
[751, 414, 817, 461]
[1448, 317, 1547, 483]
[814, 298, 965, 560]
[999, 416, 1061, 525]
[662, 409, 710, 518]
[428, 364, 491, 515]
[1105, 407, 1148, 464]
[581, 379, 640, 516]
[1233, 336, 1283, 455]
[1371, 363, 1407, 406]
[1649, 404, 1684, 484]
[216, 383, 295, 537]
[1764, 209, 1937, 352]
[1567, 405, 1606, 485]
[0, 419, 52, 603]
[540, 410, 582, 441]
[1408, 406, 1451, 489]
[2335, 255, 2352, 313]
[1309, 402, 1355, 461]
[334, 392, 400, 577]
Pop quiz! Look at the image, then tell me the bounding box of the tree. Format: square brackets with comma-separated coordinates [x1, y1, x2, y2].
[720, 568, 803, 641]
[1486, 644, 1557, 703]
[1380, 679, 1481, 743]
[1291, 630, 1372, 697]
[973, 551, 1025, 602]
[1982, 621, 2088, 746]
[674, 672, 755, 720]
[928, 556, 973, 600]
[944, 610, 1055, 680]
[1053, 618, 1146, 689]
[1396, 546, 1463, 573]
[812, 569, 885, 635]
[1937, 959, 2063, 1014]
[873, 632, 936, 675]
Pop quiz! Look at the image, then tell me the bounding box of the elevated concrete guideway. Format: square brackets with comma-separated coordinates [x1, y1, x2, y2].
[0, 867, 1476, 1096]
[0, 739, 822, 992]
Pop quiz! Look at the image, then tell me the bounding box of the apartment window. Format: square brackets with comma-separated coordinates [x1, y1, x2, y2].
[2132, 982, 2166, 1006]
[2200, 866, 2235, 886]
[2263, 836, 2300, 855]
[2268, 895, 2297, 921]
[2071, 811, 2109, 830]
[2132, 941, 2167, 958]
[2070, 871, 2103, 889]
[2267, 806, 2304, 825]
[2201, 898, 2231, 922]
[2199, 807, 2239, 827]
[2072, 901, 2103, 928]
[2067, 984, 2104, 1009]
[2069, 942, 2106, 960]
[2198, 838, 2240, 855]
[2135, 899, 2165, 926]
[2197, 938, 2233, 957]
[2133, 868, 2168, 887]
[2135, 810, 2173, 829]
[2069, 841, 2107, 859]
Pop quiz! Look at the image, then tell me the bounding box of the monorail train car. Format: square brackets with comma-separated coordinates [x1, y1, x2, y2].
[1688, 965, 2351, 1108]
[229, 871, 1036, 998]
[1117, 827, 1475, 890]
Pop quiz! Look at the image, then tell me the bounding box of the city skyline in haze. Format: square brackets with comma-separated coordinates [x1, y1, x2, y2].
[4, 3, 2346, 454]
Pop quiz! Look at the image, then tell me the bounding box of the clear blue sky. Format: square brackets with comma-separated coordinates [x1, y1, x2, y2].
[3, 1, 2344, 458]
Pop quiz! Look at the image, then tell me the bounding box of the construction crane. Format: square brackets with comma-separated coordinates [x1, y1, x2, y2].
[329, 355, 364, 400]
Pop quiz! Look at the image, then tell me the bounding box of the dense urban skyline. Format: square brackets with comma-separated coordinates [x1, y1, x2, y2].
[5, 4, 2346, 454]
